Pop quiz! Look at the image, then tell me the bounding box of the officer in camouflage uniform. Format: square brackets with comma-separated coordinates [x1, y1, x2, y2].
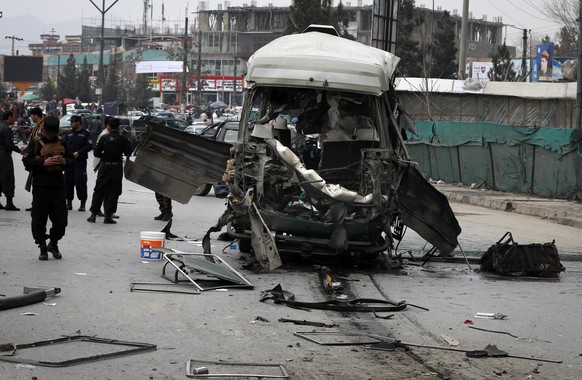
[23, 116, 74, 260]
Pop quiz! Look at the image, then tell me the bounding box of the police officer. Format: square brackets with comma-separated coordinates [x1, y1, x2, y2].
[0, 111, 22, 211]
[64, 115, 93, 211]
[23, 116, 74, 260]
[87, 117, 132, 224]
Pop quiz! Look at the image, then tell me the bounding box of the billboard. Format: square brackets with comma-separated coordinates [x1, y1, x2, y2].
[3, 56, 43, 82]
[534, 42, 554, 82]
[136, 61, 183, 74]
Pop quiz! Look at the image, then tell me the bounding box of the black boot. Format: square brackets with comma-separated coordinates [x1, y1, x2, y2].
[5, 197, 20, 211]
[154, 212, 164, 220]
[78, 201, 86, 212]
[104, 214, 117, 224]
[161, 212, 173, 221]
[95, 210, 105, 217]
[87, 213, 96, 223]
[67, 200, 73, 210]
[47, 240, 62, 259]
[39, 245, 48, 261]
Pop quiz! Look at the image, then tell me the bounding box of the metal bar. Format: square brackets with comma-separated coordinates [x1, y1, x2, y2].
[186, 359, 289, 378]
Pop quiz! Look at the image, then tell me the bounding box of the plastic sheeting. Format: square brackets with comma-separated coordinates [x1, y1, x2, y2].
[406, 121, 582, 199]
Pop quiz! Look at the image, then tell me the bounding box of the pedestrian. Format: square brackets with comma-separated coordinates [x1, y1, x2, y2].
[22, 107, 46, 210]
[0, 111, 22, 211]
[64, 115, 93, 211]
[87, 117, 132, 224]
[89, 115, 102, 148]
[22, 116, 73, 260]
[154, 192, 173, 221]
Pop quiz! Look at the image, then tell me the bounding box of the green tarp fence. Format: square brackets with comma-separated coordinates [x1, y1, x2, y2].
[405, 121, 582, 199]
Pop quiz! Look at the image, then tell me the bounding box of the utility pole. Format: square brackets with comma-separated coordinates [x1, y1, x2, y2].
[457, 0, 469, 79]
[196, 30, 202, 105]
[89, 0, 119, 89]
[232, 55, 237, 108]
[181, 16, 189, 111]
[5, 35, 23, 55]
[521, 29, 527, 82]
[576, 4, 582, 129]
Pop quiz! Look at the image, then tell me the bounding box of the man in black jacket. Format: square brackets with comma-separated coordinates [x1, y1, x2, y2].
[23, 116, 74, 260]
[87, 117, 132, 224]
[64, 115, 93, 211]
[0, 111, 22, 211]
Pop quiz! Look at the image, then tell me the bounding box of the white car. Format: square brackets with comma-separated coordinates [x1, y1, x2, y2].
[127, 111, 145, 120]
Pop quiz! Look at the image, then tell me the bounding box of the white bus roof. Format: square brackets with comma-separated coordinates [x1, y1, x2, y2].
[246, 31, 400, 96]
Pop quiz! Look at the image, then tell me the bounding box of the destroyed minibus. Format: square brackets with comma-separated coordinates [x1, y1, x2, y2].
[126, 25, 461, 271]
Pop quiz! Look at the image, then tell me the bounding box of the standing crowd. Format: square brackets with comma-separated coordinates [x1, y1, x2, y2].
[0, 105, 145, 261]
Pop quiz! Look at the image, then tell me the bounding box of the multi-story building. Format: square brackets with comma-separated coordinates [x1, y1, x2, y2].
[29, 3, 511, 106]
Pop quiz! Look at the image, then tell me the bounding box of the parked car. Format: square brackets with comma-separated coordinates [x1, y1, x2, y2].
[59, 115, 72, 136]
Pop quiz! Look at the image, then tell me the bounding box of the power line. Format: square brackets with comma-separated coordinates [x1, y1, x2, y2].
[506, 0, 549, 22]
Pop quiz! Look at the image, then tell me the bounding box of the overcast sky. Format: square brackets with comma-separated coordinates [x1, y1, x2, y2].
[0, 0, 561, 55]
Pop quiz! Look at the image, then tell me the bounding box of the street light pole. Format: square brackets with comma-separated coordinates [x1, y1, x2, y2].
[89, 0, 119, 89]
[5, 35, 23, 55]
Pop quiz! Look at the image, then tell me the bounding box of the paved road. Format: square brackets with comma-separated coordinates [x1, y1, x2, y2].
[1, 154, 581, 379]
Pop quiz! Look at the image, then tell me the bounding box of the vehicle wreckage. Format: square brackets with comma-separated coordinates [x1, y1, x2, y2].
[126, 25, 461, 271]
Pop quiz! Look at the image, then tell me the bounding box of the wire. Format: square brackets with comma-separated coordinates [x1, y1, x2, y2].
[506, 0, 551, 22]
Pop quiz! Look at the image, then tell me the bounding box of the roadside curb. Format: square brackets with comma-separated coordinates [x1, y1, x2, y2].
[438, 189, 582, 230]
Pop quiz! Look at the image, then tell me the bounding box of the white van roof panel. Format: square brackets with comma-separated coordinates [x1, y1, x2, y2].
[246, 32, 400, 96]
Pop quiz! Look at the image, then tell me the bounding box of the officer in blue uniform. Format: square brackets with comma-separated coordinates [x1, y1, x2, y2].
[64, 115, 93, 211]
[87, 117, 132, 224]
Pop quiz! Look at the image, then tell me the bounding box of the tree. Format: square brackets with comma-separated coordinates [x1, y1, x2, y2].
[488, 43, 517, 82]
[542, 0, 578, 56]
[430, 11, 458, 78]
[77, 56, 94, 102]
[395, 0, 423, 77]
[103, 53, 121, 102]
[40, 77, 57, 101]
[284, 0, 352, 37]
[129, 74, 153, 110]
[57, 54, 78, 99]
[554, 26, 577, 57]
[285, 0, 323, 35]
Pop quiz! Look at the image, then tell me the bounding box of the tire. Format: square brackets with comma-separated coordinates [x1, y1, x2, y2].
[193, 183, 212, 196]
[238, 237, 253, 253]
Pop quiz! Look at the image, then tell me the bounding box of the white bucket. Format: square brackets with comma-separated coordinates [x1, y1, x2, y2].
[140, 231, 165, 260]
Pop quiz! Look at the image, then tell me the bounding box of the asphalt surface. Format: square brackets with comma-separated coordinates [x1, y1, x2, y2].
[1, 152, 581, 379]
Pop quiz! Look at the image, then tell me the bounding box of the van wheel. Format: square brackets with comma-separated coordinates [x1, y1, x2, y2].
[238, 238, 253, 253]
[193, 183, 212, 196]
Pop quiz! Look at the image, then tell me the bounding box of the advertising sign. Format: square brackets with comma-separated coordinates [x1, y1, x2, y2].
[136, 61, 183, 74]
[534, 42, 554, 82]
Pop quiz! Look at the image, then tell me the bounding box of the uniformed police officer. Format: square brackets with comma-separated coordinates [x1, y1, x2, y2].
[87, 117, 132, 224]
[23, 116, 74, 260]
[64, 115, 93, 211]
[0, 110, 22, 211]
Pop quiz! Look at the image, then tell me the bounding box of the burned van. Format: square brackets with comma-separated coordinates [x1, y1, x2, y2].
[127, 25, 461, 271]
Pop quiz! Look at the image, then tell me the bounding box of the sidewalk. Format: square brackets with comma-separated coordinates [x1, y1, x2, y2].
[434, 182, 582, 229]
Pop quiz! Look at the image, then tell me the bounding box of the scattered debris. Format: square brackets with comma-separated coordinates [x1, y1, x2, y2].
[468, 325, 520, 339]
[0, 287, 60, 311]
[293, 331, 386, 346]
[0, 336, 156, 367]
[474, 312, 506, 320]
[278, 318, 338, 328]
[480, 232, 565, 278]
[260, 284, 407, 312]
[441, 335, 460, 346]
[185, 359, 289, 378]
[255, 316, 270, 322]
[130, 282, 200, 295]
[159, 248, 253, 291]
